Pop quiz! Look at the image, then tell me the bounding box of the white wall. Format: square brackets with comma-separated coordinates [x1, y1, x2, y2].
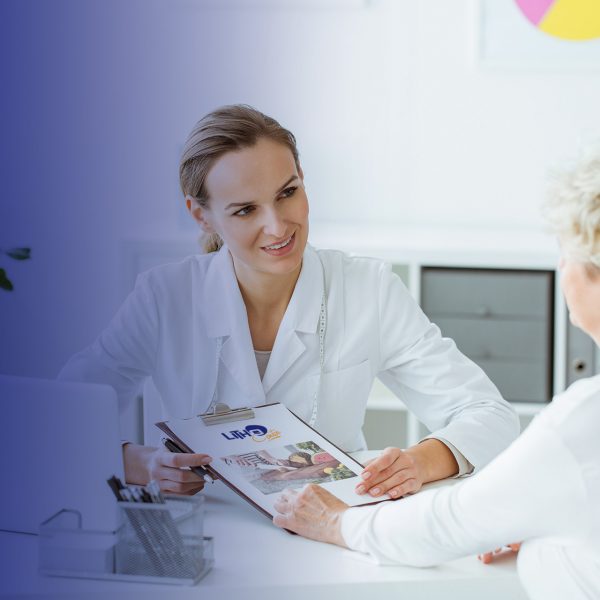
[2, 0, 599, 378]
[163, 0, 600, 227]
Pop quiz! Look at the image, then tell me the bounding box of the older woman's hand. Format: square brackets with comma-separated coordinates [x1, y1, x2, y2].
[273, 484, 350, 547]
[478, 543, 522, 564]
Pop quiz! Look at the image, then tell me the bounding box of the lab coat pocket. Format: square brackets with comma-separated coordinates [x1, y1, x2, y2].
[314, 359, 373, 451]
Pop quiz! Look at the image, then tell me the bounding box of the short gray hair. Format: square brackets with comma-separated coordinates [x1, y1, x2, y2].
[543, 147, 600, 270]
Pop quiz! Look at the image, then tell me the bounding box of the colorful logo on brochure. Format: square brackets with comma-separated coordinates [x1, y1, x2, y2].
[221, 424, 281, 442]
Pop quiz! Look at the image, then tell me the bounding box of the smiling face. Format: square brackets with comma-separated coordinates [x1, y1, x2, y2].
[188, 138, 309, 284]
[559, 255, 600, 345]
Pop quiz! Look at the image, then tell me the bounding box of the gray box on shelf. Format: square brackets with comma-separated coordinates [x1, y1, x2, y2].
[420, 267, 555, 403]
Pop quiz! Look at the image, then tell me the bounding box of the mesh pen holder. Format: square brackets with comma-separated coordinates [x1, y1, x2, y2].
[116, 495, 207, 581]
[39, 494, 213, 585]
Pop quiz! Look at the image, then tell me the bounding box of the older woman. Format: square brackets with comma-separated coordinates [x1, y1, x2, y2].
[274, 150, 600, 600]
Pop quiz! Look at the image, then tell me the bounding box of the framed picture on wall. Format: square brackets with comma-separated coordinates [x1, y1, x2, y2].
[475, 0, 600, 69]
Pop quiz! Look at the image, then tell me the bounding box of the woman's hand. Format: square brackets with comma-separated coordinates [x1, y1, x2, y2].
[356, 440, 459, 499]
[273, 484, 349, 547]
[123, 443, 212, 495]
[478, 543, 521, 564]
[355, 446, 424, 499]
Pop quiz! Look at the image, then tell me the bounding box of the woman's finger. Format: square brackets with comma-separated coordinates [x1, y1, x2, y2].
[386, 477, 420, 498]
[360, 448, 401, 480]
[361, 469, 418, 498]
[156, 465, 204, 483]
[162, 451, 212, 469]
[478, 544, 521, 565]
[273, 514, 289, 529]
[369, 456, 408, 482]
[274, 494, 291, 515]
[356, 458, 416, 495]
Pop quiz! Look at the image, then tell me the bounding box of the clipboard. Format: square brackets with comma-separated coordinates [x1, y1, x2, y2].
[156, 403, 392, 520]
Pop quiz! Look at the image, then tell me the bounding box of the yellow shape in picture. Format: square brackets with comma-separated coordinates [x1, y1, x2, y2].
[540, 0, 600, 40]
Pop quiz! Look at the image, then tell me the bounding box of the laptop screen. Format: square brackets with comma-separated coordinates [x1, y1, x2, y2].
[0, 376, 124, 534]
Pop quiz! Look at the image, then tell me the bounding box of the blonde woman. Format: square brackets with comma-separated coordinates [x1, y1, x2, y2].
[274, 150, 600, 600]
[59, 105, 517, 497]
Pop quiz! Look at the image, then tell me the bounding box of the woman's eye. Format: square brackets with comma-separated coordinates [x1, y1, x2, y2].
[281, 186, 297, 198]
[234, 206, 254, 217]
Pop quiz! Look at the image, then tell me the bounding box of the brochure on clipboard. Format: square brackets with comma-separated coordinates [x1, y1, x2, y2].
[156, 403, 391, 519]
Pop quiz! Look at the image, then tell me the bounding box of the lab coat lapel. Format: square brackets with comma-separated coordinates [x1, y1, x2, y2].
[261, 330, 306, 397]
[219, 335, 265, 408]
[262, 246, 324, 395]
[202, 246, 265, 407]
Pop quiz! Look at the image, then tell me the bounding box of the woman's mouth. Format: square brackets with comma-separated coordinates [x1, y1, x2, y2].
[261, 232, 296, 256]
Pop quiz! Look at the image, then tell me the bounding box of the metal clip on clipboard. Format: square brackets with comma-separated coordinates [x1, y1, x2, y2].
[200, 403, 255, 426]
[159, 403, 259, 486]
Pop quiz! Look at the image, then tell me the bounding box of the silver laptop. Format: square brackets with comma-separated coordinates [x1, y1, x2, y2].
[0, 375, 124, 534]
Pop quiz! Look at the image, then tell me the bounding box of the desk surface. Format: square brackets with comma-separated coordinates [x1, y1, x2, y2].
[1, 456, 528, 600]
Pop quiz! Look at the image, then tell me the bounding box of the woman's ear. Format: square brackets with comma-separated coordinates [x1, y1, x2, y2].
[186, 196, 215, 233]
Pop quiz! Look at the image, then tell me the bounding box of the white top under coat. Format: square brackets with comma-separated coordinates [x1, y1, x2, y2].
[342, 374, 600, 600]
[59, 244, 518, 464]
[254, 350, 271, 381]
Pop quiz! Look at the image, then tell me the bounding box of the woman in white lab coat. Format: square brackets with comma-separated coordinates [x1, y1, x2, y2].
[59, 105, 518, 496]
[273, 149, 600, 600]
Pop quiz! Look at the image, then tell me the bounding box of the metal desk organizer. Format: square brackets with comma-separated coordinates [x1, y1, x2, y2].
[39, 495, 213, 585]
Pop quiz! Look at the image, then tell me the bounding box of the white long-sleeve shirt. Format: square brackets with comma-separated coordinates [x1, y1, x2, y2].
[342, 374, 600, 600]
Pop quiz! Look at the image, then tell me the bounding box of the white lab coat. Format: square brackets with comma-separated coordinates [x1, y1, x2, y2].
[59, 244, 518, 463]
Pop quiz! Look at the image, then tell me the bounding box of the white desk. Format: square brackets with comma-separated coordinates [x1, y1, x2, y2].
[1, 458, 528, 600]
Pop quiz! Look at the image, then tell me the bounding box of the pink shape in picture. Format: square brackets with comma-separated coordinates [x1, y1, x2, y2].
[514, 0, 555, 26]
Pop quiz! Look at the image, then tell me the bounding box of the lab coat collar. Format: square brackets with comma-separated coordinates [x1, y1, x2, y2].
[262, 245, 324, 394]
[202, 245, 265, 406]
[202, 243, 324, 338]
[277, 243, 324, 335]
[201, 244, 325, 399]
[202, 245, 242, 339]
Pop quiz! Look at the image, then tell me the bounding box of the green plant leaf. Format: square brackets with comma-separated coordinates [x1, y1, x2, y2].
[0, 268, 14, 291]
[6, 247, 31, 260]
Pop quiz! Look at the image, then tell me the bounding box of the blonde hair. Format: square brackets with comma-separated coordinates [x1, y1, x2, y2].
[179, 105, 300, 253]
[543, 147, 600, 271]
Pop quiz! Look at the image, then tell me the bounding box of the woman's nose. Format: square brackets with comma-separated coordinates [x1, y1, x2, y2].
[262, 208, 286, 237]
